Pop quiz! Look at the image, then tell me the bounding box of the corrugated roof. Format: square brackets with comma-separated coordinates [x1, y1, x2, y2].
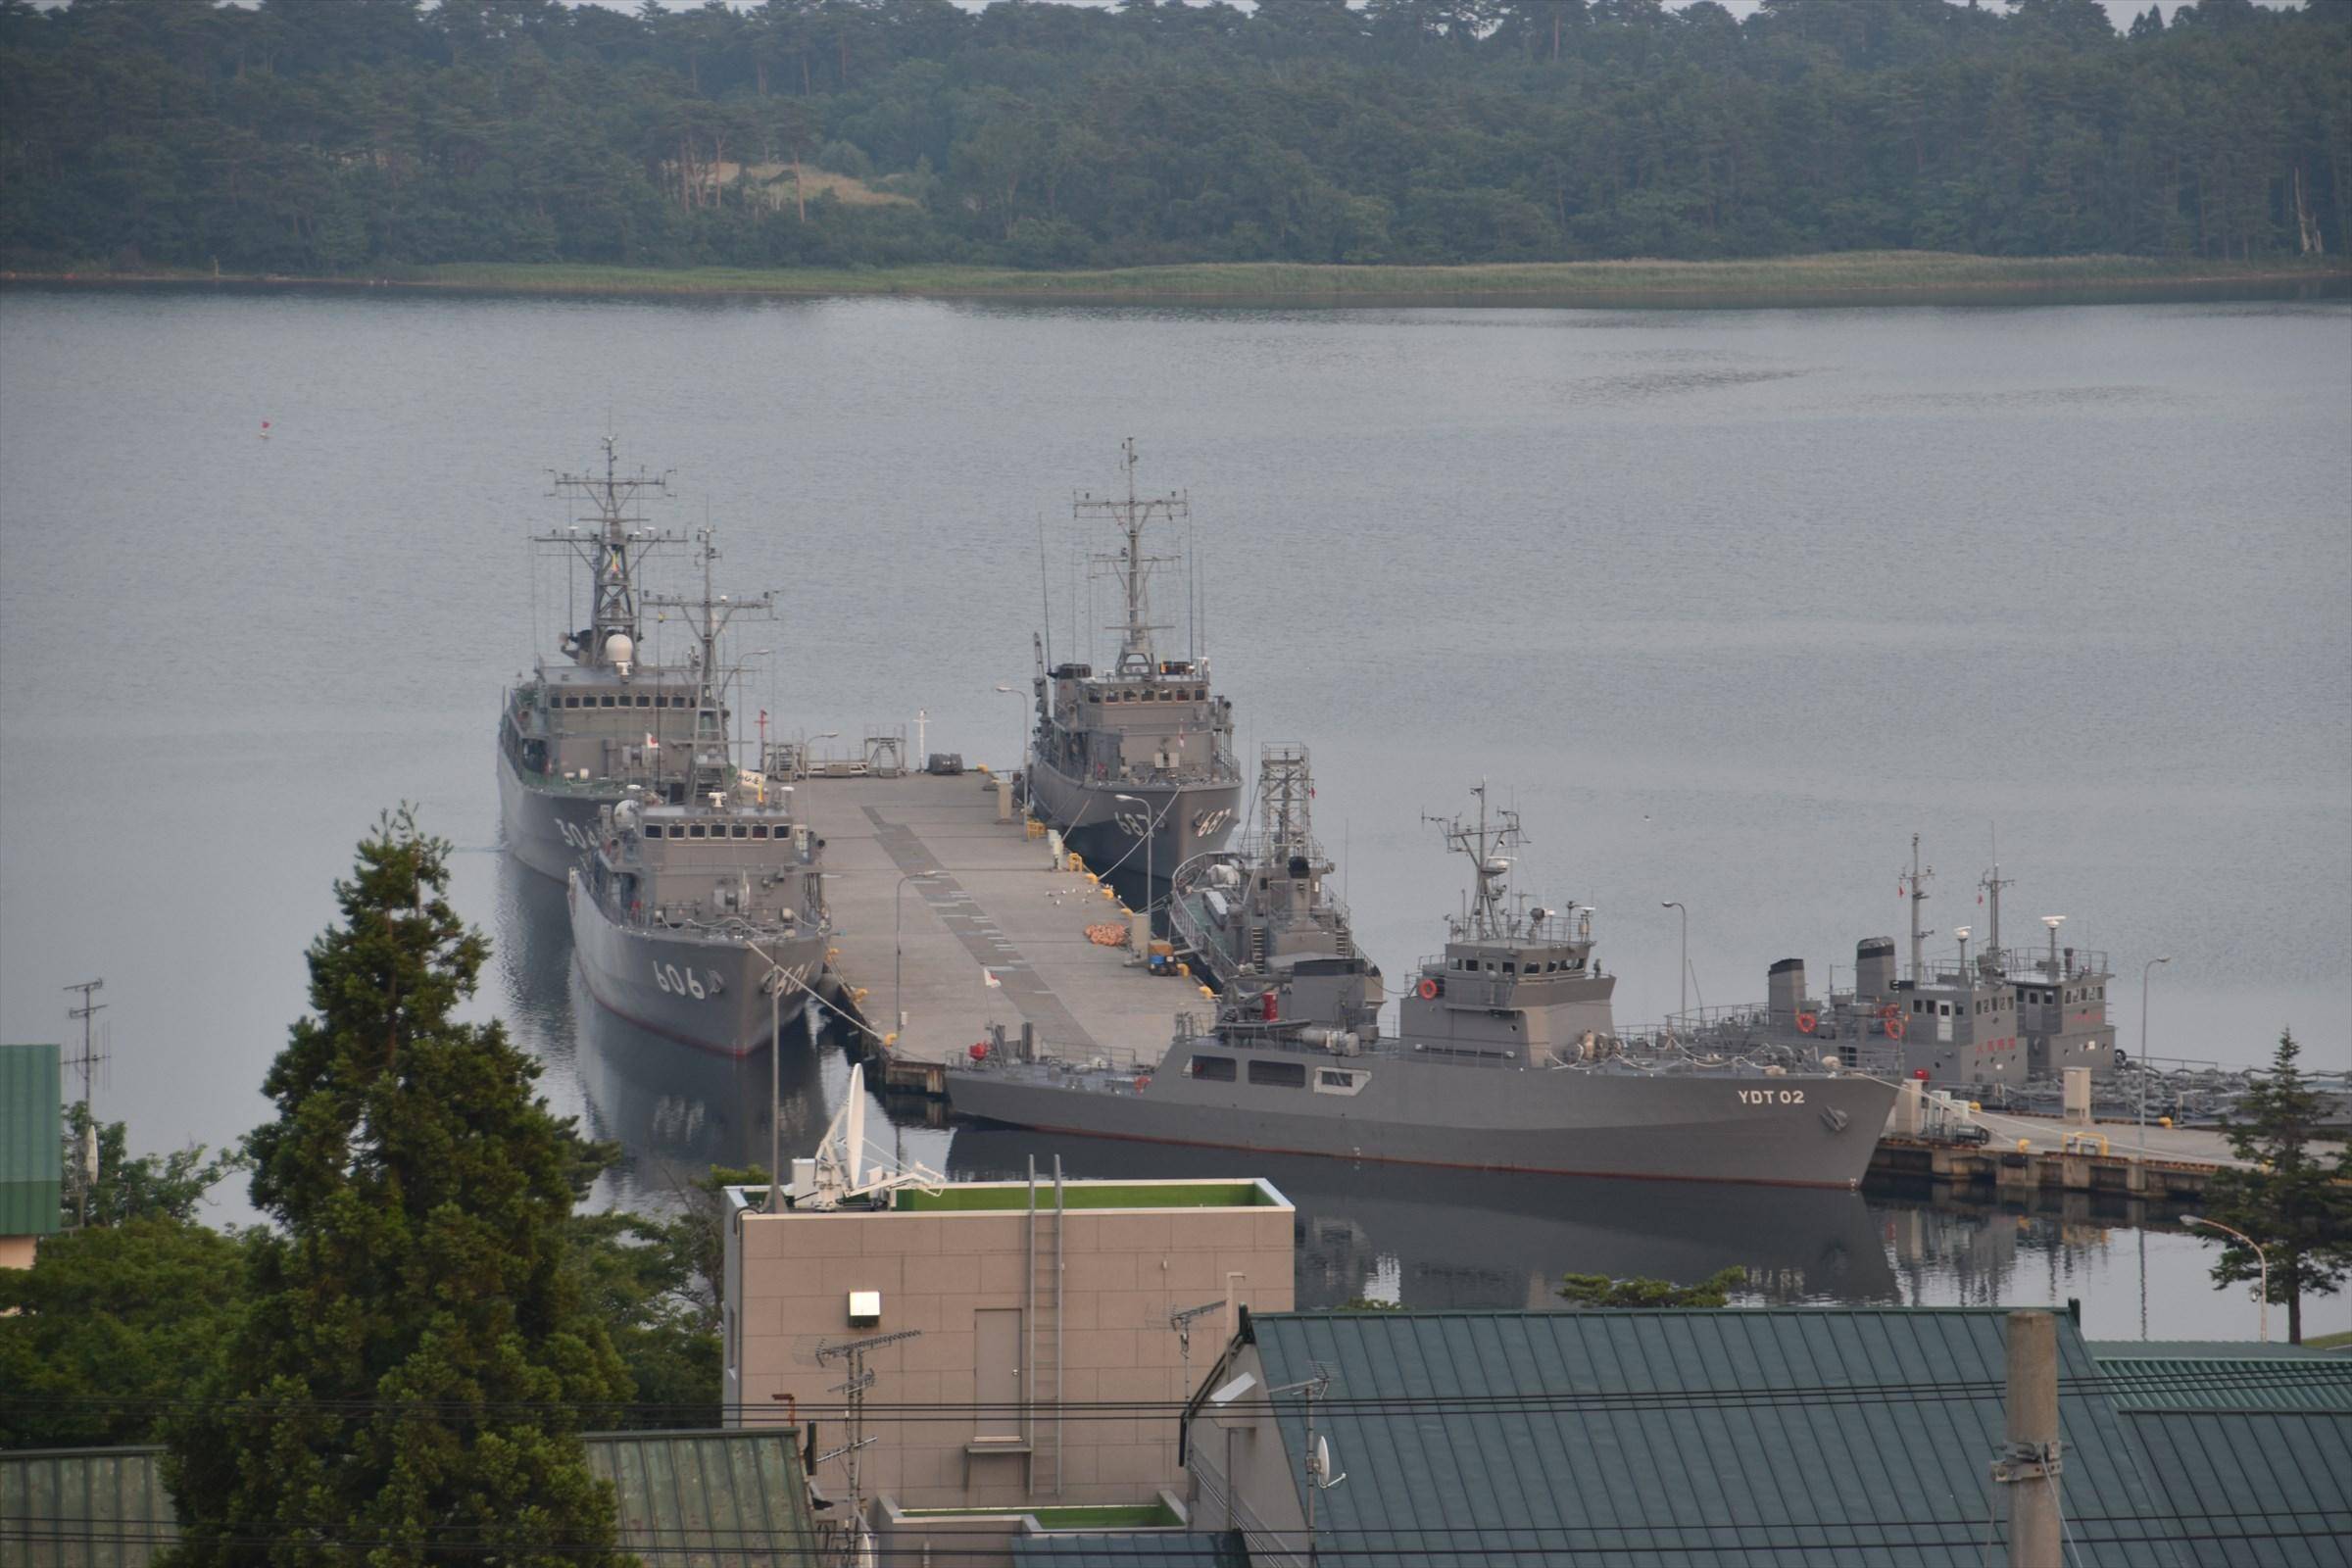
[2094, 1353, 2352, 1411]
[1247, 1307, 2185, 1568]
[2089, 1340, 2352, 1360]
[1013, 1531, 1250, 1568]
[0, 1044, 64, 1237]
[2124, 1410, 2352, 1567]
[0, 1431, 820, 1567]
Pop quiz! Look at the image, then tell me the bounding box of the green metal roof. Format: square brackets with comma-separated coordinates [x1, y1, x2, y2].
[0, 1430, 821, 1567]
[1246, 1307, 2185, 1568]
[2123, 1410, 2352, 1567]
[2094, 1353, 2352, 1412]
[0, 1045, 63, 1237]
[2089, 1340, 2352, 1360]
[1013, 1531, 1250, 1568]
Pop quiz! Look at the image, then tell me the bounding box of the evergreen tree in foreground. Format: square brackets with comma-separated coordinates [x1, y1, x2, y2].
[2196, 1028, 2352, 1345]
[165, 810, 630, 1567]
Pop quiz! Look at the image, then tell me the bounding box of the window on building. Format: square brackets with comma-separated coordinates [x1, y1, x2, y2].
[564, 695, 580, 709]
[1191, 1054, 1237, 1081]
[1248, 1059, 1307, 1089]
[636, 695, 651, 708]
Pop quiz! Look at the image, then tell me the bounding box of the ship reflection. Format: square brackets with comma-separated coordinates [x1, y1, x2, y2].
[946, 1126, 1901, 1309]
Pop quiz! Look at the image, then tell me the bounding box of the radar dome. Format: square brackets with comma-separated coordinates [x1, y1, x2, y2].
[605, 632, 635, 676]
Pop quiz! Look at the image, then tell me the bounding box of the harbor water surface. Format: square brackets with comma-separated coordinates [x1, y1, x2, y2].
[2, 287, 2345, 1341]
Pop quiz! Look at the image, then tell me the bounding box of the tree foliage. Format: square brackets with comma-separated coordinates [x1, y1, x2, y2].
[60, 1102, 251, 1229]
[2197, 1028, 2352, 1345]
[1558, 1265, 1748, 1308]
[1, 0, 2345, 273]
[162, 809, 632, 1568]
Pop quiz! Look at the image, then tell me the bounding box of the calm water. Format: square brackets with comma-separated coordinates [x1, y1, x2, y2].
[3, 286, 2346, 1341]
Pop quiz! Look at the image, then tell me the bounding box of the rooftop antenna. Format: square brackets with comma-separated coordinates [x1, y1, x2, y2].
[801, 1063, 944, 1210]
[1168, 1298, 1227, 1397]
[62, 979, 105, 1227]
[1266, 1366, 1347, 1556]
[1901, 833, 1936, 985]
[813, 1326, 924, 1558]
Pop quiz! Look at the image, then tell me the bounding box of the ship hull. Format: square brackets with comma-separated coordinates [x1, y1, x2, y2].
[567, 871, 826, 1056]
[949, 1051, 1896, 1190]
[1025, 759, 1240, 883]
[498, 749, 613, 884]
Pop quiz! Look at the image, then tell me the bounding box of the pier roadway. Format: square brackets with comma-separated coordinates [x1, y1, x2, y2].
[794, 771, 1203, 1083]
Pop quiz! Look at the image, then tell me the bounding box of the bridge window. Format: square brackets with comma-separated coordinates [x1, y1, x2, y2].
[1191, 1054, 1236, 1082]
[688, 825, 707, 840]
[751, 825, 769, 839]
[564, 695, 581, 709]
[1248, 1059, 1306, 1089]
[636, 695, 652, 708]
[644, 825, 663, 839]
[731, 825, 749, 839]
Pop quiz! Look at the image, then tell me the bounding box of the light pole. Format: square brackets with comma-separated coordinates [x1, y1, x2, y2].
[1116, 793, 1155, 920]
[1661, 902, 1687, 1033]
[2182, 1215, 2270, 1342]
[894, 870, 942, 1045]
[2137, 956, 2172, 1158]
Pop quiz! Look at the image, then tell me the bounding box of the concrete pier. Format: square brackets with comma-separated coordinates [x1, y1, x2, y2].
[1870, 1115, 2253, 1200]
[793, 770, 1207, 1091]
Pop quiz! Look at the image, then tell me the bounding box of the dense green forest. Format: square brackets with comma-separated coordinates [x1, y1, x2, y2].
[2, 0, 2346, 275]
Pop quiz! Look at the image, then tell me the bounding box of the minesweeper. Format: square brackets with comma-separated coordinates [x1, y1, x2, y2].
[1164, 743, 1381, 1035]
[951, 787, 1897, 1189]
[498, 440, 695, 880]
[1023, 440, 1242, 885]
[567, 530, 829, 1054]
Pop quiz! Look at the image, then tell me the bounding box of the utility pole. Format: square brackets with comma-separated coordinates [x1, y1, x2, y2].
[1993, 1309, 2062, 1568]
[63, 979, 105, 1227]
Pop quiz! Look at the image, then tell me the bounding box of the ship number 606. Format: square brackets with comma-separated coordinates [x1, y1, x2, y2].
[1739, 1090, 1806, 1105]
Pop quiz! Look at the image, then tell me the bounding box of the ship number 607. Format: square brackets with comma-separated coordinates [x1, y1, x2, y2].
[1739, 1090, 1806, 1105]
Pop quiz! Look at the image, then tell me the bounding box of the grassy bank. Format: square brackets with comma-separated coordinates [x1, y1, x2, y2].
[9, 251, 2345, 307]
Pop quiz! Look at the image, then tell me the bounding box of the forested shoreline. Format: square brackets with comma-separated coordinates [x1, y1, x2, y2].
[2, 0, 2347, 277]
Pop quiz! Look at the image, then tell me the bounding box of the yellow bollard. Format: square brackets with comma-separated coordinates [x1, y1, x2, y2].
[883, 1031, 899, 1048]
[1176, 962, 1190, 977]
[2016, 1139, 2033, 1153]
[2158, 1115, 2173, 1129]
[827, 947, 841, 961]
[853, 987, 869, 1004]
[1199, 985, 1215, 999]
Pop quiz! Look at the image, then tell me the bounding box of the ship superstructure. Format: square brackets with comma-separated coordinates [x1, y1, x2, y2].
[1165, 744, 1380, 1034]
[950, 787, 1895, 1190]
[568, 530, 829, 1055]
[1024, 441, 1240, 887]
[498, 440, 696, 880]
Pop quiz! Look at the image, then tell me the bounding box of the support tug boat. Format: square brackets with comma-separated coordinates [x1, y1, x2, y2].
[951, 787, 1897, 1189]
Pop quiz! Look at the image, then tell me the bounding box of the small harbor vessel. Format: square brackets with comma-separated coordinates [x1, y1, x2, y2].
[567, 530, 829, 1055]
[951, 787, 1896, 1189]
[1023, 440, 1241, 887]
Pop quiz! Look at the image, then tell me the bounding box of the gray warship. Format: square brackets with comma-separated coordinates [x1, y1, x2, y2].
[1667, 836, 2117, 1093]
[950, 788, 1897, 1190]
[1164, 743, 1381, 1034]
[567, 531, 830, 1055]
[1023, 441, 1241, 886]
[498, 441, 695, 881]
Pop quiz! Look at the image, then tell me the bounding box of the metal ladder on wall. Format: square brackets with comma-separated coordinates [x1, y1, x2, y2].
[1025, 1156, 1065, 1498]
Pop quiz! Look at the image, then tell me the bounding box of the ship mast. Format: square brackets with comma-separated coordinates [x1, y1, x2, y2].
[643, 527, 773, 799]
[538, 437, 683, 670]
[1980, 861, 2013, 962]
[1902, 834, 1936, 984]
[1426, 782, 1525, 944]
[1076, 438, 1185, 679]
[1259, 745, 1315, 867]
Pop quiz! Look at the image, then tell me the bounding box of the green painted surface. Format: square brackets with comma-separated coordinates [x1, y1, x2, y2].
[896, 1181, 1269, 1213]
[2124, 1410, 2352, 1567]
[1013, 1531, 1248, 1568]
[0, 1044, 63, 1237]
[900, 1502, 1182, 1528]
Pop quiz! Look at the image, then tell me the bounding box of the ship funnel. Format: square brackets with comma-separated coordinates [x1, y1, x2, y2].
[1856, 937, 1897, 1000]
[1768, 958, 1806, 1023]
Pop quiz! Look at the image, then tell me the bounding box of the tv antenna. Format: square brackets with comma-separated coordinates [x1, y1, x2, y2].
[63, 979, 106, 1227]
[1168, 1298, 1226, 1396]
[813, 1327, 924, 1555]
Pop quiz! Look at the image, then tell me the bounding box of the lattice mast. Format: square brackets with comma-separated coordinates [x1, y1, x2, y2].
[1425, 782, 1528, 943]
[642, 527, 772, 798]
[1077, 438, 1186, 676]
[1259, 745, 1315, 865]
[536, 437, 683, 668]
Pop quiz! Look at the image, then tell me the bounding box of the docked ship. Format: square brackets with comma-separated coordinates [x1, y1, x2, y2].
[497, 440, 695, 881]
[1666, 837, 2117, 1094]
[950, 787, 1897, 1190]
[1164, 743, 1381, 1034]
[567, 530, 830, 1055]
[1023, 440, 1241, 887]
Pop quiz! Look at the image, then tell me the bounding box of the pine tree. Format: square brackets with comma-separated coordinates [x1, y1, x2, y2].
[2196, 1028, 2352, 1345]
[164, 810, 631, 1566]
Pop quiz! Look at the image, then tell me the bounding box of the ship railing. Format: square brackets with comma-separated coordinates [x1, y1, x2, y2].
[1992, 946, 2111, 983]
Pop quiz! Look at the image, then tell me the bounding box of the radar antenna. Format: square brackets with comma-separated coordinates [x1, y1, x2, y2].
[641, 526, 774, 798]
[536, 437, 685, 671]
[1424, 782, 1527, 943]
[1076, 438, 1187, 678]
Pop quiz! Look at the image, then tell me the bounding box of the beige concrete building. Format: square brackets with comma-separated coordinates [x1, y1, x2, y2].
[722, 1175, 1294, 1513]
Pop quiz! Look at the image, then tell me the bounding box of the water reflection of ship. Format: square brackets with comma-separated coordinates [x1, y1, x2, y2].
[496, 850, 581, 1063]
[947, 1126, 1898, 1310]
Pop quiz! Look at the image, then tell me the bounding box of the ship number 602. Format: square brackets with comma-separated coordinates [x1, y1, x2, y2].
[1739, 1089, 1806, 1105]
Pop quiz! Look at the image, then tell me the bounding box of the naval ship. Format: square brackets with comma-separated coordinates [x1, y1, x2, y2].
[498, 441, 695, 880]
[1665, 836, 2117, 1093]
[1164, 743, 1381, 1035]
[1024, 441, 1241, 887]
[950, 788, 1897, 1189]
[568, 530, 830, 1055]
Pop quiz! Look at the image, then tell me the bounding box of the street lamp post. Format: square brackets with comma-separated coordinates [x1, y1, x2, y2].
[1661, 902, 1687, 1033]
[895, 870, 941, 1045]
[2138, 956, 2172, 1159]
[2183, 1215, 2271, 1343]
[994, 683, 1028, 779]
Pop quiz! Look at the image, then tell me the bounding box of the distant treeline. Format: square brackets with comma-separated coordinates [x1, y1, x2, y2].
[1, 0, 2346, 274]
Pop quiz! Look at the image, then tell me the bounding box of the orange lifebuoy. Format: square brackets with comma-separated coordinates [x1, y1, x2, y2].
[1135, 1075, 1151, 1092]
[1416, 978, 1440, 1001]
[1879, 1004, 1900, 1023]
[1886, 1017, 1906, 1041]
[1796, 1011, 1818, 1034]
